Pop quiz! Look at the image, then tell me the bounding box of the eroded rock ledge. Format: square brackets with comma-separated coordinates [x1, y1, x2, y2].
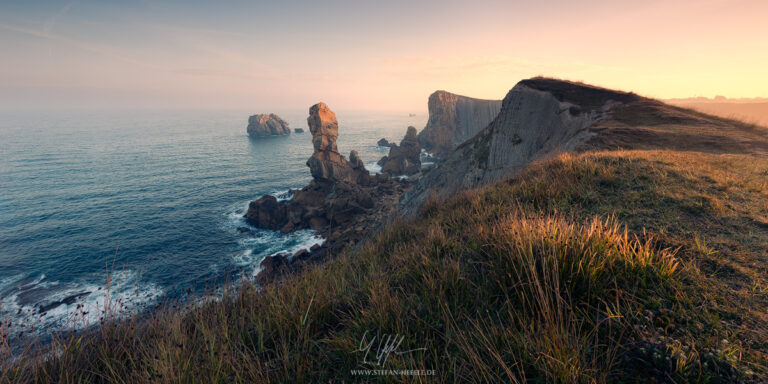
[246, 103, 409, 283]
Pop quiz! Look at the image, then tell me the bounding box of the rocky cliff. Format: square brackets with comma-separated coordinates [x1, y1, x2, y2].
[417, 91, 502, 156]
[399, 79, 624, 215]
[247, 114, 290, 137]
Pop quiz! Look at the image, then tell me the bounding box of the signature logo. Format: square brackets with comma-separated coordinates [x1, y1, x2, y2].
[355, 330, 427, 367]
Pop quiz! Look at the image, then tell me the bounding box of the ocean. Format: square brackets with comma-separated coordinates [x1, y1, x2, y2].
[0, 108, 426, 334]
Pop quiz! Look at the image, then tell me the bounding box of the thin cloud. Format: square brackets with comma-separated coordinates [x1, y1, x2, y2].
[0, 20, 286, 83]
[42, 2, 77, 33]
[0, 20, 159, 69]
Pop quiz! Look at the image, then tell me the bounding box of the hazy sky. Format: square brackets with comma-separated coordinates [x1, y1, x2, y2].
[1, 0, 767, 110]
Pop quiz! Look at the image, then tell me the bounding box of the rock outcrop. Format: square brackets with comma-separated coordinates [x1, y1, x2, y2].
[246, 103, 410, 283]
[399, 78, 626, 216]
[294, 128, 304, 133]
[377, 138, 392, 147]
[417, 91, 502, 157]
[247, 114, 291, 137]
[305, 103, 367, 184]
[378, 126, 421, 176]
[245, 195, 287, 230]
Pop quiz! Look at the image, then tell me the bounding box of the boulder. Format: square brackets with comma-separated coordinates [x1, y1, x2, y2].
[294, 128, 304, 133]
[377, 138, 392, 147]
[247, 114, 290, 137]
[256, 254, 290, 284]
[245, 195, 288, 230]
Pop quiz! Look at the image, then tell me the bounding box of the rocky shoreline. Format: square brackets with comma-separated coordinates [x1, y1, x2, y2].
[247, 78, 663, 284]
[246, 103, 413, 283]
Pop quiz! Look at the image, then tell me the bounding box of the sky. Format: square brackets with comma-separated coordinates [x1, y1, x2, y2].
[0, 0, 767, 111]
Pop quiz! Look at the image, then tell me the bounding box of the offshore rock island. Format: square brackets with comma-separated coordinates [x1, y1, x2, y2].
[246, 113, 291, 137]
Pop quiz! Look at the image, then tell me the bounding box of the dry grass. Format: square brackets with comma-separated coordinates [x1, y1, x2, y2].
[3, 149, 768, 383]
[583, 99, 768, 155]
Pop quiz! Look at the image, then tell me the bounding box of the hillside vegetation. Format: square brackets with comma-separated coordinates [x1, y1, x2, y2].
[3, 80, 768, 382]
[3, 148, 768, 383]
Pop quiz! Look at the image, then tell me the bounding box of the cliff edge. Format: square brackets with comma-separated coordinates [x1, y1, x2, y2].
[417, 91, 502, 156]
[400, 77, 768, 216]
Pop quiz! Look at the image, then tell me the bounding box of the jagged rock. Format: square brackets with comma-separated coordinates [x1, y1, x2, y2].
[377, 138, 392, 147]
[245, 195, 288, 230]
[349, 150, 366, 171]
[247, 114, 290, 137]
[236, 226, 253, 234]
[294, 128, 304, 133]
[417, 91, 501, 156]
[37, 291, 90, 314]
[326, 181, 374, 225]
[306, 151, 355, 183]
[380, 126, 421, 176]
[347, 150, 371, 184]
[256, 254, 290, 284]
[293, 249, 310, 260]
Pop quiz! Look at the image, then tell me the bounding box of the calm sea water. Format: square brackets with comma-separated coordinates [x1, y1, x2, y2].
[0, 108, 426, 333]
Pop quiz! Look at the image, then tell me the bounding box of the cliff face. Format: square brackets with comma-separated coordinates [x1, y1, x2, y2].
[400, 80, 618, 215]
[417, 91, 502, 156]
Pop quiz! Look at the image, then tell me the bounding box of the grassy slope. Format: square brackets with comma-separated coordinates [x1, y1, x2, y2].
[4, 149, 767, 383]
[670, 101, 768, 127]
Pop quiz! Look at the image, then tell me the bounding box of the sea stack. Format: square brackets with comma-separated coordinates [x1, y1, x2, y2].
[247, 113, 290, 137]
[417, 91, 502, 156]
[305, 103, 361, 183]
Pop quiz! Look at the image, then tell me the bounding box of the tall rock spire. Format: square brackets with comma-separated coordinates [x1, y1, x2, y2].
[306, 102, 365, 183]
